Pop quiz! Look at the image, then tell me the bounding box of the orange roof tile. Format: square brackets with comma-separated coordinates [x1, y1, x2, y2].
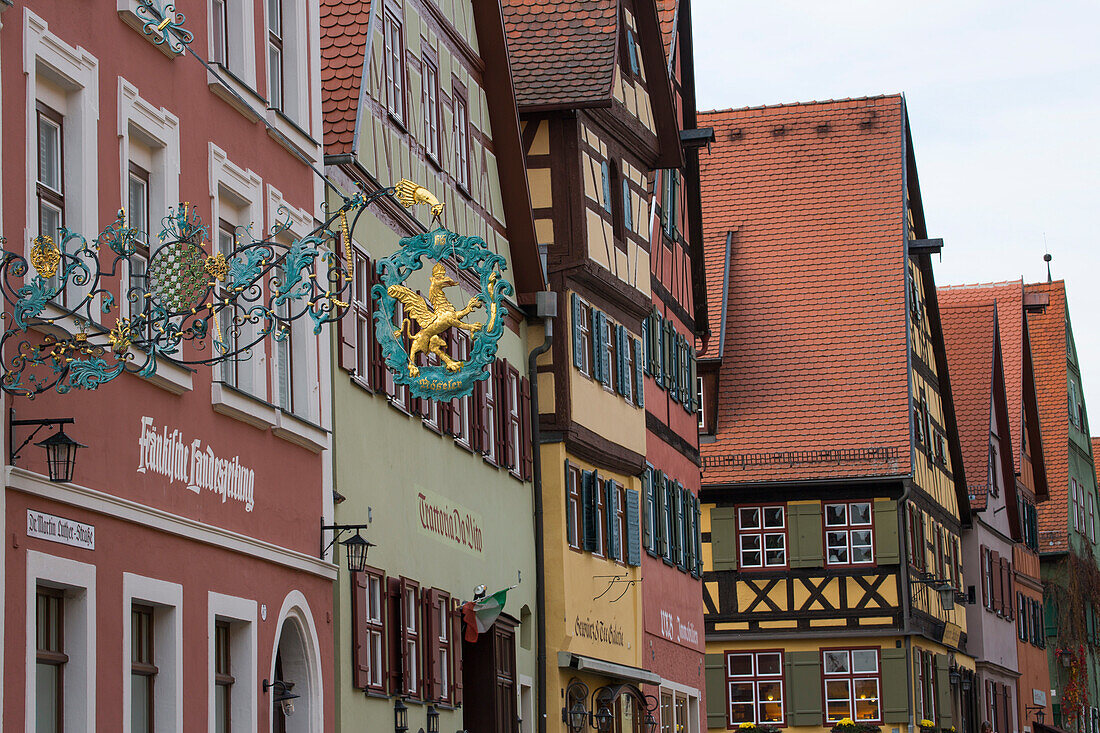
[501, 0, 619, 109]
[1026, 280, 1071, 552]
[320, 0, 372, 155]
[656, 0, 677, 60]
[940, 303, 997, 510]
[697, 96, 914, 485]
[1093, 438, 1100, 487]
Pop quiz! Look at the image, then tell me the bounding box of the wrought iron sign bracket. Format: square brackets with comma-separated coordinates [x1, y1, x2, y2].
[8, 409, 73, 465]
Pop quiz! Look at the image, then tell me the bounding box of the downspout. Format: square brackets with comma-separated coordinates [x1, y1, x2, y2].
[528, 291, 557, 733]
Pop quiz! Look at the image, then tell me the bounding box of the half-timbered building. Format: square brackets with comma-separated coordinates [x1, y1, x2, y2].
[695, 96, 976, 733]
[1024, 279, 1100, 733]
[940, 280, 1052, 733]
[501, 0, 688, 729]
[320, 1, 544, 731]
[641, 1, 712, 731]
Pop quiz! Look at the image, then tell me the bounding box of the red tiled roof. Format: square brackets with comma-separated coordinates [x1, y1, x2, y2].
[321, 0, 372, 154]
[1026, 280, 1070, 552]
[940, 303, 997, 510]
[1093, 438, 1100, 488]
[501, 0, 619, 109]
[656, 0, 677, 60]
[939, 282, 1025, 471]
[697, 96, 913, 484]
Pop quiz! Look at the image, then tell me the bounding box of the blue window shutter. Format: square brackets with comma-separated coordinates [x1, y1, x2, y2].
[601, 160, 611, 214]
[633, 337, 645, 407]
[571, 293, 583, 370]
[598, 314, 611, 388]
[582, 470, 597, 552]
[626, 488, 641, 566]
[622, 178, 633, 232]
[591, 311, 605, 383]
[654, 317, 664, 388]
[607, 481, 620, 561]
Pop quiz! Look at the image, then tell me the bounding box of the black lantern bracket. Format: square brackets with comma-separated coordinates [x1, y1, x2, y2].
[320, 521, 374, 572]
[9, 408, 84, 482]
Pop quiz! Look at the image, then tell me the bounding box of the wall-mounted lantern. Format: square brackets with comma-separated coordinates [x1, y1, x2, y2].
[321, 521, 374, 572]
[9, 410, 83, 483]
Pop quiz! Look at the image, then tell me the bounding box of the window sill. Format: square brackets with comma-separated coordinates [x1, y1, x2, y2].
[272, 409, 328, 453]
[265, 107, 320, 161]
[208, 64, 265, 123]
[364, 688, 389, 700]
[117, 6, 183, 56]
[387, 111, 408, 134]
[211, 381, 278, 430]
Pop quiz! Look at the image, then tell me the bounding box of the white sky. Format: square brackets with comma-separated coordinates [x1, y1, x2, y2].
[691, 1, 1100, 421]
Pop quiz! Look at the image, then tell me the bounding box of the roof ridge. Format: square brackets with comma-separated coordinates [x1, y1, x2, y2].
[699, 93, 902, 116]
[939, 279, 1024, 290]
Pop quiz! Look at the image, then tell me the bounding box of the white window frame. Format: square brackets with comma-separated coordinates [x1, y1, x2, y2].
[266, 185, 321, 427]
[207, 0, 256, 86]
[25, 550, 96, 733]
[118, 78, 180, 316]
[263, 0, 308, 125]
[122, 573, 183, 733]
[23, 10, 99, 303]
[208, 592, 258, 733]
[209, 144, 269, 409]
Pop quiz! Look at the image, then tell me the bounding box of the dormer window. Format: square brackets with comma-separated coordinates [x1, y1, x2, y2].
[988, 444, 999, 497]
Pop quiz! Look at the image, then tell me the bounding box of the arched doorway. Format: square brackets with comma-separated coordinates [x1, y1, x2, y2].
[269, 593, 322, 733]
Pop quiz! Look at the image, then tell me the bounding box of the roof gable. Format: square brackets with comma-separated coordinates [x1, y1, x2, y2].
[320, 0, 373, 154]
[697, 96, 913, 485]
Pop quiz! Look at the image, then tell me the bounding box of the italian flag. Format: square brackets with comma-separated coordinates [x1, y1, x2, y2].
[461, 588, 511, 643]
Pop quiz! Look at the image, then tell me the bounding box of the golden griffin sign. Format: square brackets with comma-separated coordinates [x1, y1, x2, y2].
[373, 181, 511, 401]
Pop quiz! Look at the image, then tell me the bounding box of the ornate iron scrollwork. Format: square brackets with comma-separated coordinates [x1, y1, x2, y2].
[0, 189, 392, 397]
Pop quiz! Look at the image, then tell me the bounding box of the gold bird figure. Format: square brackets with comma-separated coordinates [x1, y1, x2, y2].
[388, 263, 482, 377]
[395, 179, 445, 220]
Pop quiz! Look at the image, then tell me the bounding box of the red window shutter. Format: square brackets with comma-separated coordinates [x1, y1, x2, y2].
[520, 376, 533, 480]
[335, 236, 358, 372]
[351, 571, 370, 689]
[450, 598, 464, 706]
[980, 546, 989, 608]
[387, 577, 403, 695]
[370, 263, 387, 391]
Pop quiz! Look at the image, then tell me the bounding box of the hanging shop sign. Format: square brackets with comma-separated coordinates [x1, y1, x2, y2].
[27, 510, 96, 550]
[374, 182, 512, 401]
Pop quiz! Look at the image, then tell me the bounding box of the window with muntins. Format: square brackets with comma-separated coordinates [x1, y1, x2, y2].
[131, 604, 157, 733]
[824, 502, 874, 566]
[36, 103, 65, 298]
[422, 53, 440, 161]
[266, 0, 284, 110]
[128, 162, 151, 329]
[216, 220, 242, 388]
[211, 0, 229, 65]
[36, 587, 66, 733]
[725, 651, 784, 726]
[738, 506, 786, 569]
[823, 648, 881, 723]
[403, 582, 419, 697]
[384, 11, 405, 123]
[215, 621, 233, 733]
[453, 89, 469, 190]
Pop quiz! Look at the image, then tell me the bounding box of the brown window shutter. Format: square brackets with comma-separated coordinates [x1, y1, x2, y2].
[473, 380, 488, 454]
[494, 360, 509, 466]
[336, 236, 358, 372]
[450, 598, 464, 705]
[370, 263, 387, 391]
[991, 550, 1002, 612]
[985, 541, 994, 603]
[1001, 558, 1011, 618]
[520, 376, 533, 480]
[387, 577, 403, 695]
[351, 571, 370, 689]
[423, 589, 437, 700]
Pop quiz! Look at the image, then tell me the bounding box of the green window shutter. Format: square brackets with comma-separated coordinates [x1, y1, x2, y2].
[669, 325, 680, 403]
[788, 502, 823, 569]
[710, 506, 737, 571]
[1044, 592, 1058, 637]
[648, 309, 660, 376]
[605, 480, 619, 560]
[614, 324, 626, 396]
[693, 497, 703, 577]
[705, 653, 727, 729]
[881, 647, 909, 723]
[582, 470, 597, 552]
[625, 487, 641, 566]
[687, 346, 698, 414]
[874, 499, 900, 565]
[785, 651, 823, 726]
[564, 460, 575, 544]
[641, 317, 651, 376]
[677, 484, 688, 570]
[934, 654, 952, 729]
[655, 472, 668, 557]
[641, 466, 652, 552]
[633, 337, 645, 407]
[571, 293, 583, 370]
[663, 479, 675, 562]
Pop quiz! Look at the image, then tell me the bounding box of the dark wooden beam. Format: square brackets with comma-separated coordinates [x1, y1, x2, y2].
[909, 238, 944, 254]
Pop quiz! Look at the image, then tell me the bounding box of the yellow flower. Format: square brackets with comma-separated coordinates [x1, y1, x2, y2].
[919, 720, 936, 729]
[739, 724, 756, 730]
